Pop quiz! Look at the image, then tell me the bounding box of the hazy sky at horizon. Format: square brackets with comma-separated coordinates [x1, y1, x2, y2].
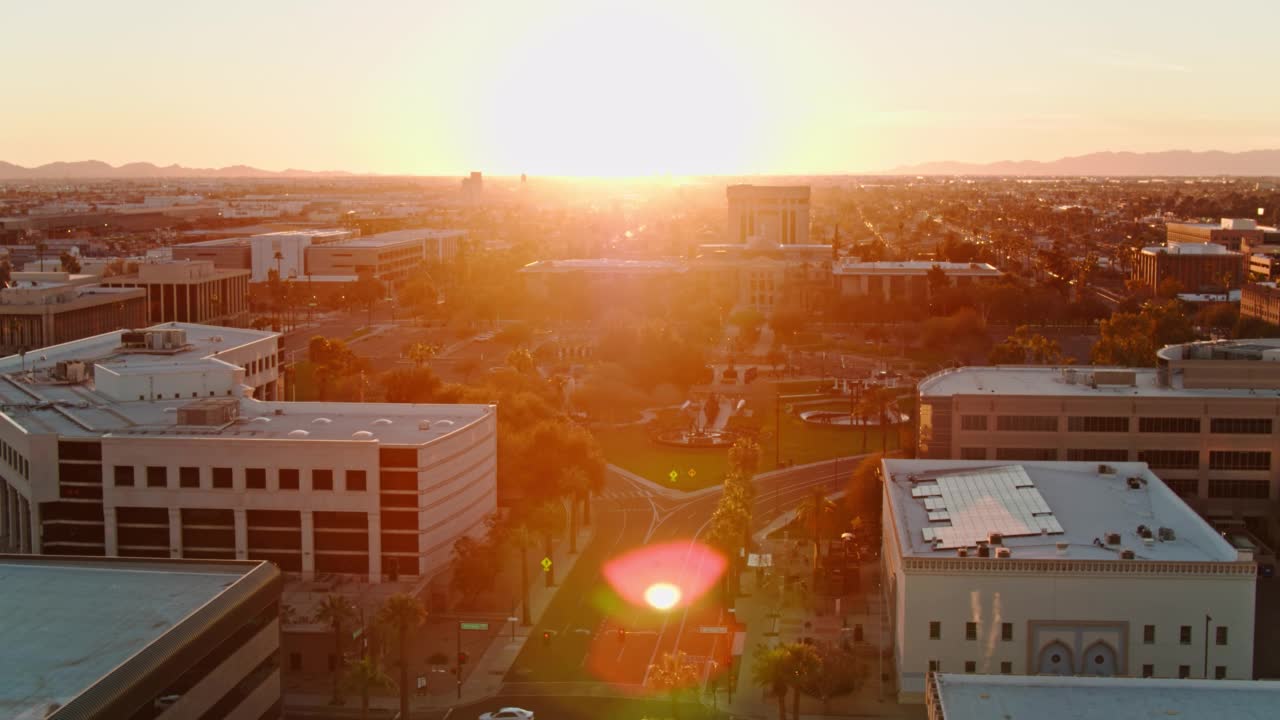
[4, 0, 1278, 176]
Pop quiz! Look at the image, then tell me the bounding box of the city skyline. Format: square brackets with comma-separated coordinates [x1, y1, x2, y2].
[5, 0, 1280, 176]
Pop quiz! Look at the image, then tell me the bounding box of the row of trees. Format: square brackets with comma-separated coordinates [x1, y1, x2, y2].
[315, 591, 425, 720]
[750, 640, 864, 719]
[703, 438, 761, 601]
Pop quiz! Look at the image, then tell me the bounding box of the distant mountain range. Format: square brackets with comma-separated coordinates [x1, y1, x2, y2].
[889, 149, 1280, 177]
[0, 160, 354, 179]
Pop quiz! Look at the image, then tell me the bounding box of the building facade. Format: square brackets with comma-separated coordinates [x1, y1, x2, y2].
[726, 185, 810, 245]
[1133, 243, 1243, 294]
[883, 459, 1256, 703]
[834, 260, 1002, 301]
[1240, 282, 1280, 325]
[0, 323, 496, 583]
[101, 261, 251, 326]
[917, 340, 1280, 544]
[1166, 218, 1278, 252]
[0, 272, 146, 355]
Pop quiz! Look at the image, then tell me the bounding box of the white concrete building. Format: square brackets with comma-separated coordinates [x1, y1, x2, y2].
[882, 459, 1256, 703]
[248, 229, 357, 282]
[926, 674, 1280, 720]
[0, 323, 496, 582]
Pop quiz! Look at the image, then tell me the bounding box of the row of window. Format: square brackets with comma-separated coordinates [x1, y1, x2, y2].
[929, 621, 1015, 641]
[929, 621, 1229, 646]
[0, 438, 29, 479]
[957, 448, 1272, 473]
[963, 415, 1275, 436]
[1143, 624, 1229, 646]
[113, 466, 368, 492]
[926, 660, 1227, 679]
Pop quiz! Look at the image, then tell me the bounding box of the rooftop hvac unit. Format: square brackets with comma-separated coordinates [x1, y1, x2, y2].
[54, 360, 87, 383]
[1137, 525, 1154, 539]
[418, 420, 432, 431]
[1120, 549, 1136, 560]
[1157, 527, 1176, 541]
[1098, 464, 1116, 475]
[995, 547, 1012, 558]
[1126, 477, 1145, 490]
[987, 532, 1004, 546]
[976, 543, 991, 558]
[1055, 542, 1069, 555]
[1105, 532, 1122, 545]
[956, 548, 968, 558]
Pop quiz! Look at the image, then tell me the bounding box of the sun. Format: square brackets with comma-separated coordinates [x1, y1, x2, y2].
[644, 582, 683, 610]
[478, 4, 760, 176]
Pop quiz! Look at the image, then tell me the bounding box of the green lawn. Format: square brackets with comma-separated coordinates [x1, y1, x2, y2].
[593, 399, 902, 492]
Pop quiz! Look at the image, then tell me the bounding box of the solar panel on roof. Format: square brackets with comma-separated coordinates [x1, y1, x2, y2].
[911, 465, 1064, 549]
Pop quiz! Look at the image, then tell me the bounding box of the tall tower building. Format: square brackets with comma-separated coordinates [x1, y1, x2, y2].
[726, 184, 811, 245]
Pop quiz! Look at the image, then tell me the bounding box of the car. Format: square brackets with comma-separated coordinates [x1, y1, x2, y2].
[479, 708, 535, 720]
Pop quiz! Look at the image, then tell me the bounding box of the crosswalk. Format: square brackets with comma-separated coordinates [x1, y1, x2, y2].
[597, 489, 652, 501]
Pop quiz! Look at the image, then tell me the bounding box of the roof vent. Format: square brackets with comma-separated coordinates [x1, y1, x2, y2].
[976, 543, 991, 558]
[210, 335, 223, 342]
[1120, 549, 1136, 560]
[1158, 527, 1176, 541]
[1105, 532, 1122, 545]
[274, 408, 285, 416]
[987, 532, 1004, 546]
[1126, 477, 1144, 490]
[373, 418, 393, 425]
[956, 548, 969, 558]
[163, 407, 178, 413]
[435, 419, 455, 427]
[312, 417, 332, 424]
[352, 430, 374, 439]
[418, 420, 432, 431]
[1055, 542, 1069, 555]
[251, 416, 270, 423]
[1098, 464, 1116, 475]
[995, 547, 1012, 558]
[288, 429, 309, 437]
[1143, 537, 1155, 546]
[1137, 525, 1153, 539]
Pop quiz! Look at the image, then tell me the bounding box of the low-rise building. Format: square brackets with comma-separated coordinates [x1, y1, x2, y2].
[883, 459, 1256, 703]
[0, 323, 497, 582]
[100, 260, 251, 325]
[1133, 242, 1243, 294]
[0, 554, 281, 720]
[917, 339, 1280, 543]
[833, 260, 1002, 301]
[305, 229, 466, 285]
[1166, 218, 1280, 252]
[926, 674, 1280, 720]
[1241, 282, 1280, 326]
[0, 272, 146, 355]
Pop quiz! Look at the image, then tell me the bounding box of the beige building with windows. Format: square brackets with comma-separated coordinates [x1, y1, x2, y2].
[100, 260, 251, 326]
[0, 272, 146, 355]
[834, 260, 1002, 301]
[0, 323, 496, 583]
[727, 184, 810, 245]
[883, 459, 1256, 703]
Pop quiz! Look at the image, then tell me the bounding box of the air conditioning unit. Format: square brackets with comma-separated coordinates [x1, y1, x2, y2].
[956, 548, 968, 558]
[1120, 549, 1136, 560]
[1126, 477, 1145, 490]
[976, 543, 991, 558]
[1157, 527, 1176, 541]
[1098, 464, 1116, 475]
[1105, 532, 1122, 545]
[987, 532, 1004, 546]
[995, 547, 1012, 558]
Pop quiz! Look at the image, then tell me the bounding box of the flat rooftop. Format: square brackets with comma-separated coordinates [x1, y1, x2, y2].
[833, 261, 1001, 275]
[327, 229, 465, 248]
[0, 556, 257, 717]
[1143, 243, 1238, 255]
[884, 460, 1238, 562]
[931, 673, 1280, 720]
[919, 363, 1280, 399]
[520, 258, 688, 273]
[0, 323, 492, 443]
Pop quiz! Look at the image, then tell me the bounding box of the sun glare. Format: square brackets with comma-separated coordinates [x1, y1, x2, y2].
[643, 582, 682, 610]
[480, 4, 759, 176]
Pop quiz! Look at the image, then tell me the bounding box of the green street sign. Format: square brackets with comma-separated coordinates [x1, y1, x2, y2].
[460, 622, 489, 631]
[541, 556, 553, 571]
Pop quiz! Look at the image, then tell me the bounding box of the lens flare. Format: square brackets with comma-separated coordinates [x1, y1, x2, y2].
[643, 582, 682, 610]
[602, 540, 726, 610]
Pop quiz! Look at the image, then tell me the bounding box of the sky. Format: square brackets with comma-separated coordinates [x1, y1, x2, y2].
[3, 0, 1279, 176]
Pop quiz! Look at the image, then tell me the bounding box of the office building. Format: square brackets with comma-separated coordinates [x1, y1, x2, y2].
[1132, 242, 1243, 294]
[0, 554, 281, 720]
[834, 260, 1003, 301]
[727, 185, 810, 245]
[0, 272, 146, 355]
[1166, 218, 1280, 252]
[100, 260, 251, 326]
[926, 674, 1280, 720]
[0, 323, 497, 582]
[247, 229, 358, 282]
[916, 339, 1280, 543]
[882, 459, 1255, 703]
[305, 229, 465, 285]
[1241, 282, 1280, 326]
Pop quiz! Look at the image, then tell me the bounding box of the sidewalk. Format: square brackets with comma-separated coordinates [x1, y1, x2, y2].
[417, 523, 596, 709]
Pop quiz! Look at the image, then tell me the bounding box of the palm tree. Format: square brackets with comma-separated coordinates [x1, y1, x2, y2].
[316, 594, 357, 705]
[783, 642, 822, 720]
[528, 501, 565, 587]
[509, 523, 535, 625]
[563, 468, 588, 554]
[751, 644, 792, 720]
[376, 593, 425, 720]
[647, 650, 701, 719]
[406, 342, 439, 368]
[343, 656, 391, 720]
[795, 488, 837, 587]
